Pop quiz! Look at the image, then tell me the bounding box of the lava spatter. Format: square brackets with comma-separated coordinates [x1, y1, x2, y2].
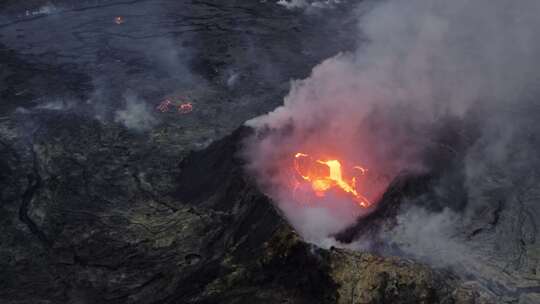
[293, 153, 370, 207]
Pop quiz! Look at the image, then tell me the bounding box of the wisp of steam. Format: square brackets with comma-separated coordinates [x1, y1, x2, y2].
[244, 0, 540, 293]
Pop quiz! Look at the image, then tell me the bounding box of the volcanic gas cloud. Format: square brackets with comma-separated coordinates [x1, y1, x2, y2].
[243, 53, 413, 244]
[293, 152, 372, 208]
[244, 0, 540, 247]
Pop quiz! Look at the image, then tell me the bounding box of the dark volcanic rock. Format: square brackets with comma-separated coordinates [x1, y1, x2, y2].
[0, 1, 514, 303]
[0, 112, 487, 303]
[334, 172, 434, 245]
[336, 117, 476, 245]
[334, 114, 540, 302]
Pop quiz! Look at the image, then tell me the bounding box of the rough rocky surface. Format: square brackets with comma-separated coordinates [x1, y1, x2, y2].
[0, 0, 537, 303]
[0, 2, 468, 302]
[333, 116, 540, 303]
[0, 119, 487, 303]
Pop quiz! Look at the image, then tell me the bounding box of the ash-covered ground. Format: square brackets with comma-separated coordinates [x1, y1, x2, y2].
[0, 1, 539, 304]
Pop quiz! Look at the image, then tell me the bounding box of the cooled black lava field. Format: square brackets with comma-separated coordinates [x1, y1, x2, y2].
[1, 1, 540, 303]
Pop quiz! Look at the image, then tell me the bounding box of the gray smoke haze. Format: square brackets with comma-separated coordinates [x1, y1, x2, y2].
[25, 2, 59, 16]
[1, 0, 201, 131]
[277, 0, 343, 11]
[114, 90, 157, 131]
[245, 0, 540, 291]
[31, 98, 78, 111]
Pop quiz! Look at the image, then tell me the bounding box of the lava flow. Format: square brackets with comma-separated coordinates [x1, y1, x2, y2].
[293, 153, 370, 207]
[178, 102, 193, 114]
[156, 98, 194, 114]
[114, 16, 125, 25]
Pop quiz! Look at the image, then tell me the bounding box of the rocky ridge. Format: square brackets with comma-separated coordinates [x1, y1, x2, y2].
[0, 115, 489, 303]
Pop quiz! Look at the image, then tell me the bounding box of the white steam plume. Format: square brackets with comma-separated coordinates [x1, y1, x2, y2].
[114, 90, 157, 132]
[277, 0, 343, 11]
[244, 0, 540, 289]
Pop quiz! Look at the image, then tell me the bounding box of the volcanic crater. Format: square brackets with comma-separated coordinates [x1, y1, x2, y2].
[1, 1, 539, 304]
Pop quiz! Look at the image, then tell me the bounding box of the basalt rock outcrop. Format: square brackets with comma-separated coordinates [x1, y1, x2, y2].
[0, 113, 487, 303]
[0, 1, 532, 303]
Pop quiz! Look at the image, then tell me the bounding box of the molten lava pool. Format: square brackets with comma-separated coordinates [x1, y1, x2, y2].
[293, 153, 371, 207]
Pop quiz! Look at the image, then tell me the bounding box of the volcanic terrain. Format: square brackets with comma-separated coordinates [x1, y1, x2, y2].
[1, 1, 539, 304]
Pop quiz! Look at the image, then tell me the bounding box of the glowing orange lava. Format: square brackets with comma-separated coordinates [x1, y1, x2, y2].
[294, 152, 370, 207]
[156, 97, 194, 114]
[157, 99, 173, 112]
[178, 102, 193, 114]
[114, 16, 125, 25]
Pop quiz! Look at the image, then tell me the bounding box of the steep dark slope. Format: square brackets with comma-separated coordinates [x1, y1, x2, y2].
[0, 114, 486, 303]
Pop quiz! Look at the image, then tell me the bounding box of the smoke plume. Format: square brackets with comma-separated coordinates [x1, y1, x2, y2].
[277, 0, 343, 11]
[114, 90, 157, 132]
[244, 0, 540, 289]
